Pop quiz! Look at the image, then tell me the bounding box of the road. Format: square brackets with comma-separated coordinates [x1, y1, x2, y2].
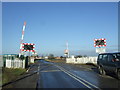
[2, 59, 120, 89]
[36, 60, 120, 89]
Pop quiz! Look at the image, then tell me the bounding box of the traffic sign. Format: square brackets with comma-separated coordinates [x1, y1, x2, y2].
[64, 49, 69, 54]
[21, 43, 35, 52]
[96, 48, 106, 53]
[94, 38, 106, 47]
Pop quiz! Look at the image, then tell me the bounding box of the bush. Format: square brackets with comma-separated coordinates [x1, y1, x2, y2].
[48, 54, 55, 59]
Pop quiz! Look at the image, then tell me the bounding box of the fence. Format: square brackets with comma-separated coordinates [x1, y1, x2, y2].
[6, 59, 25, 68]
[66, 57, 98, 65]
[3, 54, 31, 68]
[30, 57, 34, 63]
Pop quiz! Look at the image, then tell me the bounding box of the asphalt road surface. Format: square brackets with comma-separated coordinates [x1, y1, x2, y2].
[36, 60, 120, 89]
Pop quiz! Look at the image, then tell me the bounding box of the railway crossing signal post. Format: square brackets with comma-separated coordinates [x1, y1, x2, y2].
[21, 43, 35, 56]
[64, 42, 70, 58]
[94, 38, 106, 54]
[19, 22, 36, 57]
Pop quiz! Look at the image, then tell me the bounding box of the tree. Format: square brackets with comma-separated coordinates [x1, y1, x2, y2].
[48, 54, 54, 59]
[75, 55, 82, 58]
[19, 55, 25, 60]
[60, 56, 63, 59]
[83, 55, 87, 57]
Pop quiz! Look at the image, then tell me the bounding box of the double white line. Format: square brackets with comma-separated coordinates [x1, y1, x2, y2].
[55, 65, 101, 90]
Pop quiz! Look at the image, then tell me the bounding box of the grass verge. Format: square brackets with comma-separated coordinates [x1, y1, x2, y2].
[2, 68, 26, 85]
[45, 59, 66, 63]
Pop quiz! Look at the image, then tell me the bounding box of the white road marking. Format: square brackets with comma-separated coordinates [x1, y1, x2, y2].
[37, 64, 40, 74]
[55, 64, 101, 90]
[40, 70, 61, 72]
[57, 66, 93, 89]
[26, 67, 30, 72]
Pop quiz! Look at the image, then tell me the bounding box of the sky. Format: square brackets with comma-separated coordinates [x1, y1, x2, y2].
[2, 2, 118, 56]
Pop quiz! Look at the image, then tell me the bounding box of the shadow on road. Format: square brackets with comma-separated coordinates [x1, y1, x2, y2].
[91, 67, 119, 80]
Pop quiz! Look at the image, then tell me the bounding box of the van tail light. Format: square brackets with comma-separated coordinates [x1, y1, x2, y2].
[112, 59, 119, 62]
[112, 59, 116, 62]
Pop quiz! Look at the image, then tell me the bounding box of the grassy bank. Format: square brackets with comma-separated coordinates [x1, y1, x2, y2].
[45, 59, 66, 63]
[2, 68, 26, 85]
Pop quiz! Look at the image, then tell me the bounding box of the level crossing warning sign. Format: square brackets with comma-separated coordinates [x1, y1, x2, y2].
[94, 38, 106, 47]
[21, 43, 35, 52]
[94, 38, 106, 53]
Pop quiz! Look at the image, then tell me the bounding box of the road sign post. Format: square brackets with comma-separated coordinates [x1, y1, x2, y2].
[94, 38, 106, 53]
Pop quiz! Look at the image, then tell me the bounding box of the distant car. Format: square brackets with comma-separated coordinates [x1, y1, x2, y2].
[97, 52, 120, 79]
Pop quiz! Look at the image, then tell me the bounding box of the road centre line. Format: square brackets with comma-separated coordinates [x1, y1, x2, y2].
[40, 70, 61, 72]
[60, 66, 100, 89]
[37, 64, 40, 74]
[55, 65, 92, 89]
[55, 64, 101, 90]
